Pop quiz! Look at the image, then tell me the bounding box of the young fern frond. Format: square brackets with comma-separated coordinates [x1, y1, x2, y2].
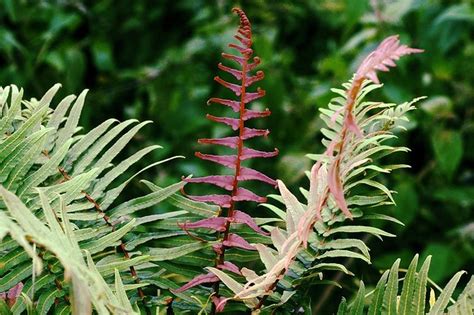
[173, 8, 277, 312]
[208, 35, 424, 311]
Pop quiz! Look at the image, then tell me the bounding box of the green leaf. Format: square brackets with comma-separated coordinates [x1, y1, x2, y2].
[0, 87, 22, 134]
[350, 281, 365, 315]
[95, 256, 151, 277]
[109, 180, 185, 218]
[411, 256, 432, 315]
[71, 119, 137, 175]
[114, 269, 137, 314]
[362, 214, 405, 226]
[17, 138, 73, 197]
[82, 219, 136, 254]
[323, 225, 395, 239]
[319, 238, 371, 260]
[54, 89, 88, 151]
[4, 129, 51, 190]
[90, 145, 161, 197]
[399, 254, 419, 315]
[44, 94, 76, 151]
[308, 263, 354, 276]
[337, 297, 348, 315]
[85, 120, 152, 174]
[38, 83, 62, 108]
[316, 250, 370, 264]
[428, 270, 466, 315]
[382, 258, 400, 315]
[149, 242, 211, 261]
[368, 270, 389, 315]
[0, 299, 12, 315]
[0, 261, 32, 291]
[63, 118, 117, 168]
[0, 248, 30, 274]
[141, 180, 219, 217]
[36, 288, 63, 314]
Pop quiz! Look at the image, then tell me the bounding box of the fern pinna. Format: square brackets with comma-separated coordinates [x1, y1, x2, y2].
[176, 7, 277, 311]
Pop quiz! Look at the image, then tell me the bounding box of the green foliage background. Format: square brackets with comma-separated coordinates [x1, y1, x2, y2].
[1, 0, 473, 312]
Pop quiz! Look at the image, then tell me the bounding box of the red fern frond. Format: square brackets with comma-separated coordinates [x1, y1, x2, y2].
[177, 8, 277, 307]
[183, 7, 277, 212]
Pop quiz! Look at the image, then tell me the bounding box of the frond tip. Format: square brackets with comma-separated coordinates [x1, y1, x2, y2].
[183, 7, 277, 208]
[356, 35, 423, 84]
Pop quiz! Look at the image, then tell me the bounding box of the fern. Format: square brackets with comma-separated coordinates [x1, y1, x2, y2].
[0, 84, 218, 314]
[336, 255, 474, 315]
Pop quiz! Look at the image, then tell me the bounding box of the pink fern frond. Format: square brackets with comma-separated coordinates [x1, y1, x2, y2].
[207, 98, 240, 112]
[214, 76, 242, 95]
[185, 175, 235, 190]
[0, 282, 23, 308]
[327, 162, 352, 219]
[195, 153, 237, 168]
[242, 127, 269, 140]
[217, 261, 242, 275]
[218, 63, 243, 80]
[242, 87, 266, 103]
[237, 167, 276, 186]
[242, 108, 271, 120]
[182, 191, 232, 208]
[324, 35, 423, 218]
[241, 147, 279, 160]
[231, 210, 270, 235]
[223, 233, 256, 250]
[222, 53, 247, 65]
[198, 137, 239, 149]
[247, 57, 261, 71]
[233, 187, 266, 203]
[173, 272, 219, 293]
[245, 71, 265, 86]
[206, 114, 240, 130]
[177, 8, 277, 304]
[356, 35, 423, 84]
[212, 296, 228, 313]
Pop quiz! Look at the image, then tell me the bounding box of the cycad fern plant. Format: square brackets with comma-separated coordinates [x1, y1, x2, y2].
[0, 7, 472, 315]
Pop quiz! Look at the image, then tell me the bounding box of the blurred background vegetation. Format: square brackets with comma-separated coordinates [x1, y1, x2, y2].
[1, 0, 473, 313]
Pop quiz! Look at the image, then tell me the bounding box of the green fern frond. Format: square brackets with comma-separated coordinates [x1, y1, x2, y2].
[337, 255, 474, 315]
[0, 84, 219, 313]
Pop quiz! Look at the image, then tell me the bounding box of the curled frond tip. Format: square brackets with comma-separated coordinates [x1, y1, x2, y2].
[232, 7, 252, 39]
